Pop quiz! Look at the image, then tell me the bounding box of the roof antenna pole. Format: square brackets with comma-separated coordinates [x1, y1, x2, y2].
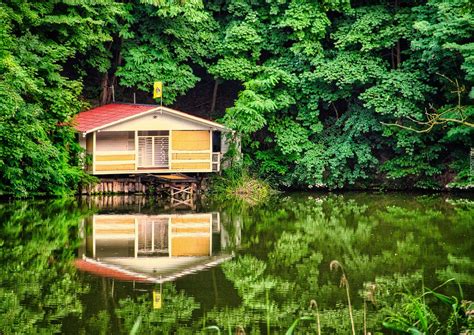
[133, 92, 136, 104]
[111, 85, 115, 102]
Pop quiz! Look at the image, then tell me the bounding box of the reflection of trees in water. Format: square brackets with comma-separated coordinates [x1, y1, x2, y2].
[116, 285, 199, 334]
[0, 195, 472, 334]
[0, 200, 201, 334]
[0, 200, 90, 334]
[200, 194, 474, 334]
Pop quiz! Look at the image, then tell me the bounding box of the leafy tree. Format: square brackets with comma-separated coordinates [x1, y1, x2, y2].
[0, 1, 123, 196]
[116, 0, 219, 104]
[211, 0, 473, 190]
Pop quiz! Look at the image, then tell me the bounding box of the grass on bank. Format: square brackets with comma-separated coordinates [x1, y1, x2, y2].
[208, 166, 275, 205]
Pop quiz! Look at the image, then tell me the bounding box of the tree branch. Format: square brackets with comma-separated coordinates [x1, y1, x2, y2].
[382, 74, 473, 132]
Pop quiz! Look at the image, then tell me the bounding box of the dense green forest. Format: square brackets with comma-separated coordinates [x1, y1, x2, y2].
[0, 0, 473, 196]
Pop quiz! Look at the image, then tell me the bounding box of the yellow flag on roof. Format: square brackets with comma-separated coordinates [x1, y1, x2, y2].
[153, 81, 163, 99]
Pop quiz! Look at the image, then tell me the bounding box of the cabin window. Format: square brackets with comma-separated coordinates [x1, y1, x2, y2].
[138, 131, 169, 136]
[137, 217, 169, 256]
[138, 131, 169, 168]
[96, 131, 135, 151]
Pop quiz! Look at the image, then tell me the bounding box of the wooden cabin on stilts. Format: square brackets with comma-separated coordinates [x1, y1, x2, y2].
[74, 103, 231, 204]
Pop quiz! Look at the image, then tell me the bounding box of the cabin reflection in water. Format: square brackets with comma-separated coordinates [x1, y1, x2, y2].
[77, 213, 234, 283]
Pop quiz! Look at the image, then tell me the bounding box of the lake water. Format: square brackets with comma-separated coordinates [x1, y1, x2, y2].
[1, 192, 473, 334]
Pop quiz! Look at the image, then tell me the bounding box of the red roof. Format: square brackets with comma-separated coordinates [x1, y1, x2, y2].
[74, 103, 155, 133]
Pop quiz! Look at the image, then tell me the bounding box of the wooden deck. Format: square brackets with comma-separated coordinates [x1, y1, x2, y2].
[82, 174, 200, 208]
[147, 174, 198, 208]
[146, 173, 197, 183]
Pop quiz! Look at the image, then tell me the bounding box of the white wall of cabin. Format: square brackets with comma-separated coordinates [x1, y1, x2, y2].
[102, 111, 211, 132]
[96, 131, 134, 151]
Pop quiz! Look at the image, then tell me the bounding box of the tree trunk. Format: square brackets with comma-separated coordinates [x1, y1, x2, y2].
[99, 73, 109, 105]
[99, 37, 123, 105]
[391, 47, 396, 69]
[331, 102, 339, 120]
[396, 40, 401, 68]
[109, 37, 123, 94]
[210, 79, 220, 119]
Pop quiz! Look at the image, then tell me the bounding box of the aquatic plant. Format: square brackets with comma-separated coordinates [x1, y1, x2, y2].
[208, 164, 275, 205]
[130, 316, 142, 335]
[286, 316, 316, 335]
[363, 300, 367, 335]
[235, 325, 246, 335]
[362, 283, 377, 335]
[265, 288, 271, 334]
[309, 299, 321, 335]
[330, 260, 356, 335]
[383, 292, 439, 333]
[203, 325, 221, 334]
[382, 278, 472, 334]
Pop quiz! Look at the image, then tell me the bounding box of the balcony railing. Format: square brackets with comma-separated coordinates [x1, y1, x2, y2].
[212, 152, 221, 172]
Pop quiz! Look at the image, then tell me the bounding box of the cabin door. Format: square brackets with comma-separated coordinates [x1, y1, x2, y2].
[137, 131, 169, 168]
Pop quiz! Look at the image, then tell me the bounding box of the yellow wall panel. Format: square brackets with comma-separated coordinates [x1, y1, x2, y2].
[95, 217, 135, 224]
[171, 215, 211, 224]
[95, 228, 135, 234]
[171, 162, 211, 170]
[95, 164, 135, 171]
[96, 154, 135, 161]
[172, 153, 210, 160]
[172, 130, 210, 151]
[171, 237, 210, 256]
[171, 227, 209, 233]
